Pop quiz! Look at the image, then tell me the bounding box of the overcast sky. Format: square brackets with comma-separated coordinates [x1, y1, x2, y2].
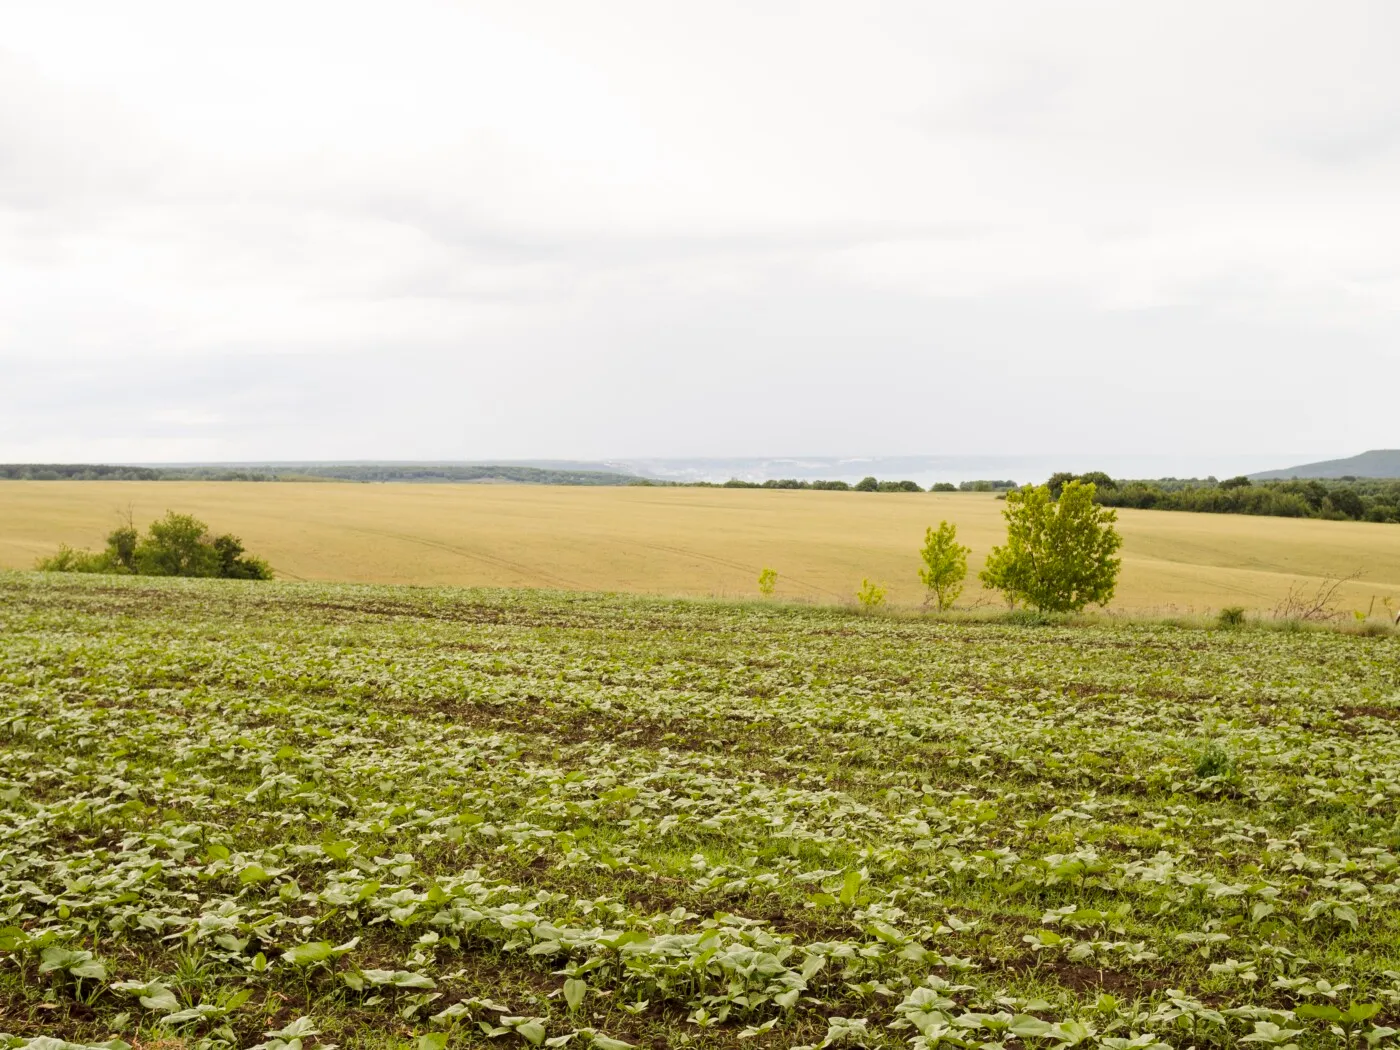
[3, 1, 1398, 469]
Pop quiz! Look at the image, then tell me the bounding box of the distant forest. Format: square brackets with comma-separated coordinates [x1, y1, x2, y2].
[1053, 472, 1400, 524]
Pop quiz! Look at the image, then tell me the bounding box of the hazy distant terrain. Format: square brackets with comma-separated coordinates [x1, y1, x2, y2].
[599, 454, 1299, 487]
[0, 462, 644, 485]
[1250, 449, 1400, 480]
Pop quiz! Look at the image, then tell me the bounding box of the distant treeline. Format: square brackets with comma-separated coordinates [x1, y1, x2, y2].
[3, 463, 1029, 492]
[696, 477, 1017, 493]
[0, 463, 640, 485]
[1051, 472, 1400, 523]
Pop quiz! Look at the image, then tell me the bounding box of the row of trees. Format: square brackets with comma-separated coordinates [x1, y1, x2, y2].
[709, 477, 1017, 492]
[915, 480, 1123, 612]
[1050, 471, 1400, 524]
[37, 512, 272, 579]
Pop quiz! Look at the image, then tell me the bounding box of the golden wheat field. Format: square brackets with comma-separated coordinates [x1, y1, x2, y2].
[3, 480, 1400, 614]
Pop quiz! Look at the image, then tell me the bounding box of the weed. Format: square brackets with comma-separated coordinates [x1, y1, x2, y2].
[1218, 606, 1246, 628]
[1193, 741, 1236, 780]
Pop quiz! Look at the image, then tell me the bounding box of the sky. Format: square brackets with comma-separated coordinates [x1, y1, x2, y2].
[2, 0, 1398, 471]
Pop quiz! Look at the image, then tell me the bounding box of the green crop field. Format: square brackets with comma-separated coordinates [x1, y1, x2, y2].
[2, 572, 1399, 1050]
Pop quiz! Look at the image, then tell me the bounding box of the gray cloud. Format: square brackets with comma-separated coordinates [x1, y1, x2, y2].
[2, 1, 1399, 466]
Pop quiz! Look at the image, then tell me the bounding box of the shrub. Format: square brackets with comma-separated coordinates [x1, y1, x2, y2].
[35, 545, 117, 574]
[757, 567, 778, 598]
[213, 534, 273, 580]
[37, 512, 272, 580]
[979, 481, 1122, 612]
[918, 521, 969, 611]
[854, 476, 879, 492]
[135, 513, 221, 576]
[1218, 606, 1247, 628]
[855, 579, 886, 609]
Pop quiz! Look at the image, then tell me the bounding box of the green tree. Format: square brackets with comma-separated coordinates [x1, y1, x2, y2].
[213, 534, 274, 580]
[757, 566, 778, 597]
[854, 476, 879, 492]
[918, 521, 969, 611]
[106, 523, 139, 572]
[134, 512, 221, 577]
[979, 480, 1122, 612]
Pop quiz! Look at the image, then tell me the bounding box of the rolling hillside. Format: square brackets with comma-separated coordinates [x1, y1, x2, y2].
[1251, 449, 1400, 480]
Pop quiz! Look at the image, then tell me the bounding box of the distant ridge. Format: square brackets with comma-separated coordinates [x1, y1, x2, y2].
[1250, 450, 1400, 480]
[0, 463, 645, 485]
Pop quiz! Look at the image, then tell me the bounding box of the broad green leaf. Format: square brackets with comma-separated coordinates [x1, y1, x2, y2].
[563, 978, 586, 1012]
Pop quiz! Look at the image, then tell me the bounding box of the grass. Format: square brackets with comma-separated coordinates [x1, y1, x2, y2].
[5, 481, 1400, 614]
[1, 571, 1399, 1050]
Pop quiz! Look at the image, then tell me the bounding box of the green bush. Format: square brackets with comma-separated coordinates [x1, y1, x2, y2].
[854, 476, 879, 492]
[930, 482, 957, 492]
[979, 481, 1122, 612]
[34, 545, 120, 574]
[36, 512, 272, 580]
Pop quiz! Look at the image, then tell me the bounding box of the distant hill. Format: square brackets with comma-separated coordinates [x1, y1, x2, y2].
[1250, 450, 1400, 480]
[0, 462, 647, 486]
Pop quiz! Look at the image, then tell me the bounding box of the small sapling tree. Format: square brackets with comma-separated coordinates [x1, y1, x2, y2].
[979, 480, 1122, 612]
[757, 567, 778, 597]
[918, 521, 969, 611]
[856, 578, 886, 609]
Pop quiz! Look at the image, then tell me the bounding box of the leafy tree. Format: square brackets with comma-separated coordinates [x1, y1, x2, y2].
[1077, 471, 1116, 491]
[106, 523, 139, 572]
[1046, 472, 1077, 499]
[757, 567, 778, 597]
[918, 521, 969, 611]
[213, 534, 274, 580]
[135, 513, 222, 577]
[1048, 471, 1116, 499]
[959, 479, 1017, 492]
[854, 476, 879, 492]
[979, 481, 1122, 612]
[930, 482, 957, 492]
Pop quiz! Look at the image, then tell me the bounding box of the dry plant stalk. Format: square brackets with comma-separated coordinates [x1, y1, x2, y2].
[1272, 570, 1364, 622]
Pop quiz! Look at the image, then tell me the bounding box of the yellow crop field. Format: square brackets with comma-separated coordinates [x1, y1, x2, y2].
[3, 480, 1400, 614]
